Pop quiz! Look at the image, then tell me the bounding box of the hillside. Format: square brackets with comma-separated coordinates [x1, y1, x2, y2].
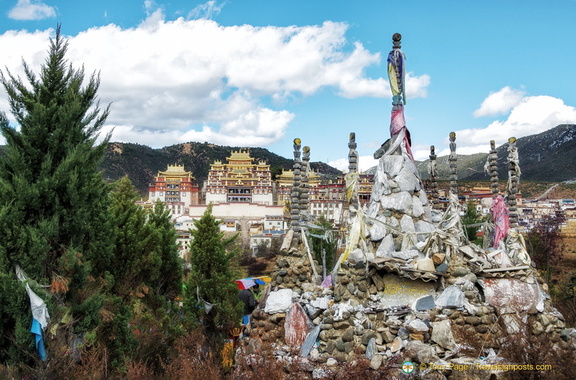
[416, 124, 576, 183]
[101, 142, 342, 195]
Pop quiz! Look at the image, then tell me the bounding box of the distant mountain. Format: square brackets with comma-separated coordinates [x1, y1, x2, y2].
[416, 124, 576, 183]
[101, 142, 343, 195]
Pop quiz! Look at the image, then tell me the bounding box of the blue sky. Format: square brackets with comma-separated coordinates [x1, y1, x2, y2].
[1, 0, 575, 171]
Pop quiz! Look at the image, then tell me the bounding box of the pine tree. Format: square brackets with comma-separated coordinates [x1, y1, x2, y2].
[109, 176, 154, 297]
[0, 26, 113, 364]
[147, 200, 182, 299]
[185, 205, 242, 342]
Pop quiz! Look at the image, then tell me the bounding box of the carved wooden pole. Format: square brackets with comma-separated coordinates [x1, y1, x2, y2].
[429, 145, 438, 206]
[291, 138, 302, 239]
[449, 132, 458, 196]
[488, 140, 499, 197]
[507, 137, 520, 227]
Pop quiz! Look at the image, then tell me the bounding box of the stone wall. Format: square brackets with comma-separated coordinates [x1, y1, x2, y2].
[241, 251, 575, 375]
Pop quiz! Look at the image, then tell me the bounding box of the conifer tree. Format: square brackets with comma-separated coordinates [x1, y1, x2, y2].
[185, 205, 242, 342]
[0, 26, 113, 279]
[0, 26, 113, 364]
[108, 177, 182, 300]
[109, 176, 154, 297]
[147, 200, 182, 299]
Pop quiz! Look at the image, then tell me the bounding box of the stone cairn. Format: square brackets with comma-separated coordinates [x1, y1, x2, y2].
[487, 140, 499, 197]
[449, 132, 458, 197]
[428, 145, 439, 206]
[506, 137, 520, 228]
[239, 34, 575, 376]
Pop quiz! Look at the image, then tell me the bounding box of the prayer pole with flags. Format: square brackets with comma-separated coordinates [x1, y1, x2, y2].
[387, 33, 414, 161]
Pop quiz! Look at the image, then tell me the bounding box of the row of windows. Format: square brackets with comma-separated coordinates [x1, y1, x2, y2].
[229, 188, 251, 194]
[228, 196, 252, 202]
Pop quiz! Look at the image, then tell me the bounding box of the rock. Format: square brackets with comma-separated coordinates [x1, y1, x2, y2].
[366, 337, 376, 359]
[475, 325, 489, 334]
[436, 262, 448, 273]
[380, 192, 413, 215]
[412, 195, 424, 218]
[370, 354, 383, 370]
[391, 249, 420, 260]
[436, 285, 465, 309]
[264, 289, 293, 314]
[284, 303, 314, 349]
[432, 253, 446, 265]
[400, 214, 416, 233]
[405, 340, 438, 363]
[397, 327, 409, 339]
[540, 314, 553, 327]
[409, 333, 423, 341]
[407, 319, 429, 333]
[381, 328, 395, 343]
[451, 267, 469, 277]
[342, 327, 355, 342]
[532, 321, 544, 335]
[390, 337, 403, 353]
[334, 321, 351, 329]
[464, 316, 481, 326]
[375, 234, 396, 257]
[349, 248, 366, 263]
[362, 330, 376, 345]
[381, 155, 404, 177]
[326, 357, 338, 366]
[396, 163, 421, 193]
[431, 320, 456, 350]
[415, 295, 436, 311]
[335, 338, 345, 352]
[300, 324, 321, 357]
[344, 341, 354, 354]
[325, 340, 336, 354]
[319, 330, 335, 341]
[369, 220, 387, 241]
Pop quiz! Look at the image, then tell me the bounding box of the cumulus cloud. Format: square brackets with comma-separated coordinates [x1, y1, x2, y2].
[473, 86, 525, 117]
[0, 13, 430, 149]
[453, 93, 576, 154]
[329, 155, 379, 172]
[7, 0, 56, 20]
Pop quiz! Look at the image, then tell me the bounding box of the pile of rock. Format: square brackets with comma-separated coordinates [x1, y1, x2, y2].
[238, 134, 576, 377]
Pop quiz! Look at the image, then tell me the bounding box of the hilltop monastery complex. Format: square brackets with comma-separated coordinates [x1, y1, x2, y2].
[139, 149, 575, 258]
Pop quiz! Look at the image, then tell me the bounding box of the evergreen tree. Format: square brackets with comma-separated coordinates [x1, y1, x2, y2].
[309, 216, 337, 276]
[109, 176, 154, 298]
[462, 201, 483, 244]
[0, 26, 113, 364]
[184, 205, 242, 342]
[147, 200, 182, 299]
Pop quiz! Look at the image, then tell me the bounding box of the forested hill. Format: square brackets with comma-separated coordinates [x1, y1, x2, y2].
[416, 124, 576, 183]
[100, 141, 343, 195]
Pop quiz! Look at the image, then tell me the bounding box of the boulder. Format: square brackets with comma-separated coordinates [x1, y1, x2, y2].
[284, 303, 314, 348]
[264, 289, 293, 314]
[431, 320, 456, 350]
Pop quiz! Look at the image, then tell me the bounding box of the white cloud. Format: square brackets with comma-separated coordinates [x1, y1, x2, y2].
[7, 0, 56, 20]
[1, 14, 430, 149]
[453, 94, 576, 154]
[473, 86, 525, 118]
[187, 1, 225, 20]
[329, 155, 379, 172]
